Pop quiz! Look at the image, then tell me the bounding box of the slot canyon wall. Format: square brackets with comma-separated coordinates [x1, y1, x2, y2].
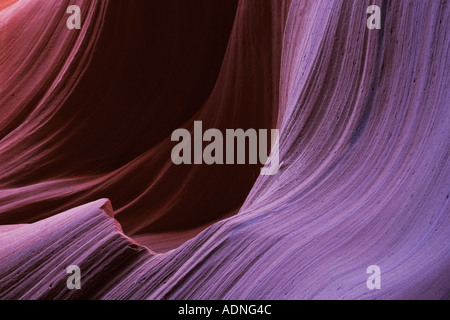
[0, 0, 449, 299]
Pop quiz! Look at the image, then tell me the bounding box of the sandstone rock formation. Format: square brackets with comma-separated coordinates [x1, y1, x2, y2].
[0, 0, 448, 299]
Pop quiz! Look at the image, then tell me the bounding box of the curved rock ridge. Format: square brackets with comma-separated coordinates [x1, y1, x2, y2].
[0, 199, 150, 300]
[0, 0, 449, 299]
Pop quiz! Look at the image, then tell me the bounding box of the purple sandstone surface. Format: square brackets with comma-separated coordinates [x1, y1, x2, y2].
[0, 0, 449, 299]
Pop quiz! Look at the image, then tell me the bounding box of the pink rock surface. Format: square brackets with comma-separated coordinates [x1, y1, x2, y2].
[0, 0, 449, 299]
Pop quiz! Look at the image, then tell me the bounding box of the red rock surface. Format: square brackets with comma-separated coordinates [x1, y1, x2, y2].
[0, 0, 449, 299]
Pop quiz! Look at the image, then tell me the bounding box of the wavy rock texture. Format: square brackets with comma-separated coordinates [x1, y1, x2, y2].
[0, 0, 449, 299]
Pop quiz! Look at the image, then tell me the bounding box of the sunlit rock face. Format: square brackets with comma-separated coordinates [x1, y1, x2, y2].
[0, 0, 449, 300]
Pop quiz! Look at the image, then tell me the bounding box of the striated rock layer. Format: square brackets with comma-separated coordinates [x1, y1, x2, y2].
[0, 0, 449, 299]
